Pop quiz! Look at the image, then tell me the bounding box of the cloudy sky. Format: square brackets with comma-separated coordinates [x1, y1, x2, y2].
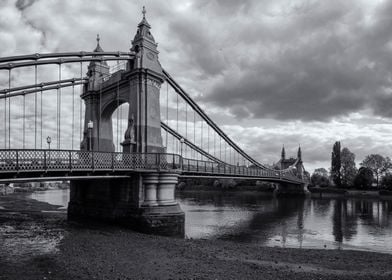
[1, 0, 392, 173]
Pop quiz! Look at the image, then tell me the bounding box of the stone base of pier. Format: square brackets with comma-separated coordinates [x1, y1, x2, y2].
[68, 172, 184, 237]
[273, 182, 308, 197]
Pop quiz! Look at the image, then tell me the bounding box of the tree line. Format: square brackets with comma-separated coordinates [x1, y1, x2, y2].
[311, 141, 392, 189]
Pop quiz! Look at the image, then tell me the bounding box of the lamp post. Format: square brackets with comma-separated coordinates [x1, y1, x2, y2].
[88, 120, 93, 151]
[46, 136, 51, 166]
[180, 138, 185, 168]
[46, 136, 51, 150]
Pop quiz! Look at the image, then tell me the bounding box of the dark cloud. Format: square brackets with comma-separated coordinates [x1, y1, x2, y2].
[167, 17, 227, 76]
[15, 0, 37, 11]
[187, 0, 392, 121]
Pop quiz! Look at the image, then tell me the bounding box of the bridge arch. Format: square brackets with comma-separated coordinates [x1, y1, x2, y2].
[101, 100, 130, 152]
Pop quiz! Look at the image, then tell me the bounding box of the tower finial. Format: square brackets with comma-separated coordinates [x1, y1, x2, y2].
[142, 6, 146, 19]
[281, 145, 286, 160]
[297, 144, 302, 159]
[93, 34, 104, 53]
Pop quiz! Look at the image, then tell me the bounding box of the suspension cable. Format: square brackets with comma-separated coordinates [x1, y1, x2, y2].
[185, 102, 187, 157]
[71, 80, 75, 150]
[23, 80, 26, 149]
[34, 64, 37, 149]
[166, 82, 168, 149]
[176, 92, 179, 154]
[193, 110, 195, 158]
[58, 63, 61, 149]
[220, 136, 222, 161]
[40, 86, 43, 149]
[213, 129, 216, 158]
[116, 80, 119, 152]
[119, 95, 123, 148]
[224, 141, 226, 163]
[207, 124, 209, 154]
[79, 62, 83, 144]
[8, 69, 11, 149]
[3, 72, 6, 149]
[201, 119, 203, 158]
[229, 145, 231, 165]
[99, 79, 102, 151]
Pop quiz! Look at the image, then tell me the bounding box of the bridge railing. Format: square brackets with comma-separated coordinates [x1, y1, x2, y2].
[0, 149, 181, 173]
[0, 149, 303, 183]
[181, 157, 303, 182]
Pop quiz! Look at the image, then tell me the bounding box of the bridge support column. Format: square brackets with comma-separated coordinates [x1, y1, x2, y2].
[142, 173, 159, 206]
[68, 172, 184, 237]
[273, 182, 307, 197]
[138, 172, 184, 237]
[157, 173, 178, 205]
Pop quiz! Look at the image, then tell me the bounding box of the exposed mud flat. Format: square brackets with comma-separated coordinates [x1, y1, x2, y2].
[1, 194, 392, 280]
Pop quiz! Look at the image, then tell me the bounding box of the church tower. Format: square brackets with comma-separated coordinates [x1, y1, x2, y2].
[297, 145, 302, 163]
[296, 145, 304, 178]
[281, 145, 286, 160]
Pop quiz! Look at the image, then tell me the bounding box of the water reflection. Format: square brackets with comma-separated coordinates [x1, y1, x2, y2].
[28, 190, 392, 254]
[178, 192, 392, 253]
[29, 190, 69, 209]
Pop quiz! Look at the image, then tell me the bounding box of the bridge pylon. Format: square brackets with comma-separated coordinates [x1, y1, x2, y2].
[80, 11, 164, 153]
[69, 9, 184, 237]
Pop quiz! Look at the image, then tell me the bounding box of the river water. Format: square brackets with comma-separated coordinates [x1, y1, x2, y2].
[29, 189, 392, 254]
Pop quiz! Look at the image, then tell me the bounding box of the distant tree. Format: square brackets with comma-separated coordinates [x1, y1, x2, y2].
[311, 173, 331, 188]
[354, 167, 373, 189]
[360, 154, 391, 188]
[381, 173, 392, 189]
[311, 168, 331, 188]
[331, 141, 341, 187]
[383, 157, 392, 175]
[314, 168, 329, 178]
[340, 147, 357, 188]
[273, 165, 281, 170]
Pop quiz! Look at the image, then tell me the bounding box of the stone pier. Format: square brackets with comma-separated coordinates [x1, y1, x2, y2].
[68, 172, 184, 237]
[273, 182, 308, 197]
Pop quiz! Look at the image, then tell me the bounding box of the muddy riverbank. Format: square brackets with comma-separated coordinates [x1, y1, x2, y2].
[1, 194, 392, 279]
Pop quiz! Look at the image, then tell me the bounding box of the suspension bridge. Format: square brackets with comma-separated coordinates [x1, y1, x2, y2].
[0, 8, 308, 236]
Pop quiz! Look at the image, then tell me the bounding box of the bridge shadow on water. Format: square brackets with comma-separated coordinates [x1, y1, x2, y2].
[177, 192, 392, 253]
[3, 190, 392, 257]
[177, 192, 306, 244]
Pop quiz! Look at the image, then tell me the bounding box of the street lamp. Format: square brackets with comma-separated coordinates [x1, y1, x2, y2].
[46, 136, 52, 166]
[46, 136, 51, 150]
[88, 120, 93, 151]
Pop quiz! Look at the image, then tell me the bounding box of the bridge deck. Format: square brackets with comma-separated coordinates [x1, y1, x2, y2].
[0, 150, 304, 184]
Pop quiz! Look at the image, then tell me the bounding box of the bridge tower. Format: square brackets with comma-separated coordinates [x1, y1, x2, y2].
[68, 8, 184, 236]
[80, 9, 164, 153]
[274, 146, 307, 196]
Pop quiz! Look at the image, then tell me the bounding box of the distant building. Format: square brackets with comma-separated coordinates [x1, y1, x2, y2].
[275, 146, 305, 178]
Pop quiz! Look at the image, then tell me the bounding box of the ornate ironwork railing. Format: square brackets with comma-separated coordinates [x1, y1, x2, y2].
[0, 150, 181, 172]
[181, 158, 304, 183]
[0, 149, 304, 183]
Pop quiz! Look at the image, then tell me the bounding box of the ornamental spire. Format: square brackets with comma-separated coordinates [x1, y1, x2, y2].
[281, 145, 286, 160]
[137, 5, 151, 28]
[297, 145, 302, 160]
[94, 33, 103, 52]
